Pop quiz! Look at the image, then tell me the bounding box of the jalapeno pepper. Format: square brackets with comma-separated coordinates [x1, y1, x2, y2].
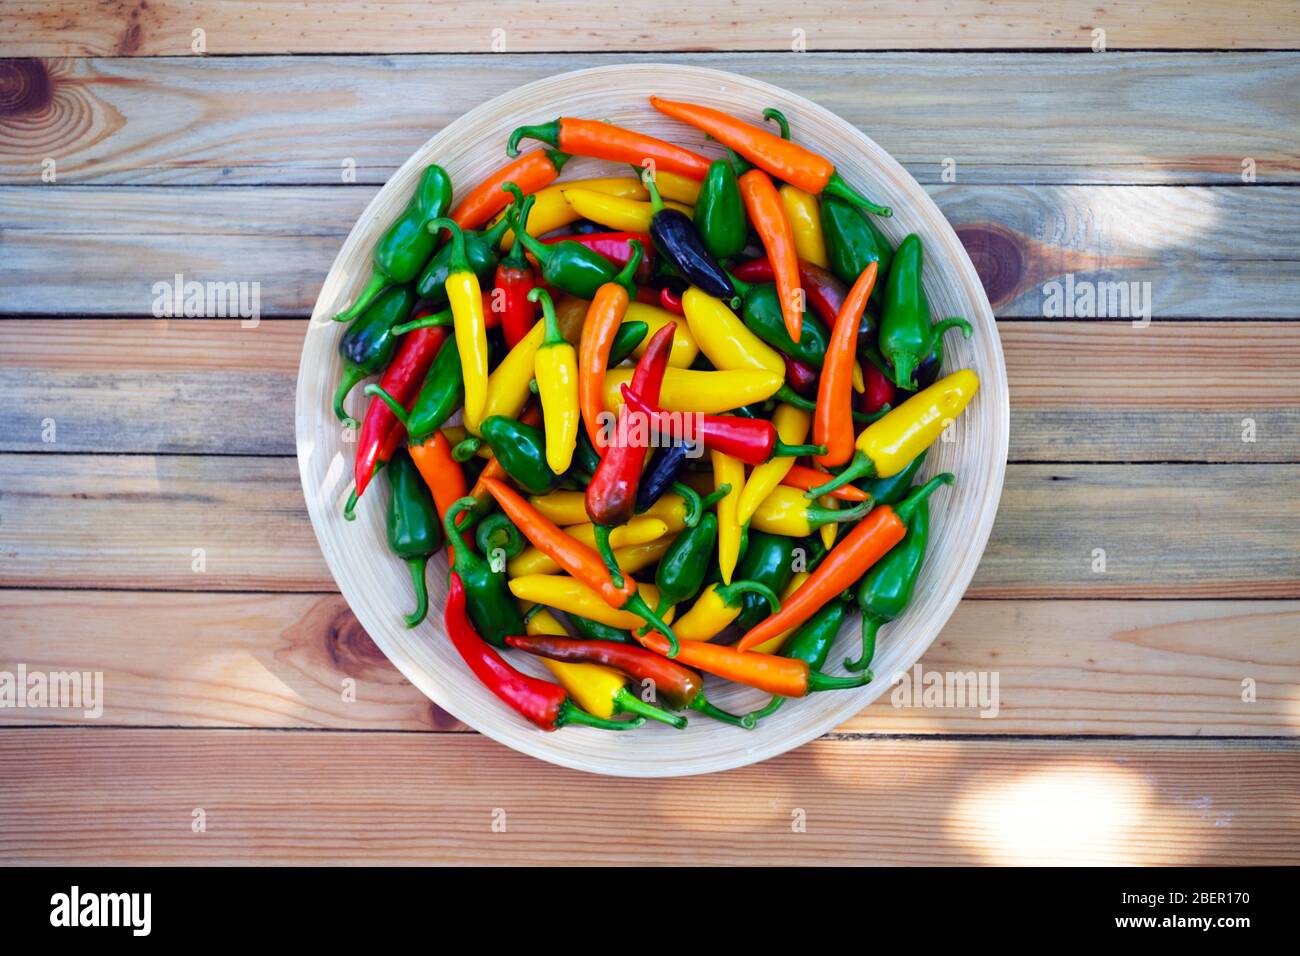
[383, 448, 443, 627]
[694, 157, 748, 261]
[878, 234, 973, 390]
[332, 165, 453, 324]
[730, 530, 798, 632]
[442, 498, 524, 646]
[333, 284, 418, 428]
[643, 173, 734, 300]
[653, 511, 719, 615]
[362, 326, 462, 442]
[478, 415, 557, 496]
[608, 320, 649, 367]
[821, 195, 892, 304]
[542, 231, 653, 283]
[509, 203, 624, 299]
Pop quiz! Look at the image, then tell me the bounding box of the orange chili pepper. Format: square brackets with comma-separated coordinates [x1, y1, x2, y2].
[577, 241, 644, 451]
[449, 149, 569, 231]
[508, 117, 711, 180]
[736, 474, 952, 652]
[648, 97, 891, 218]
[738, 168, 802, 342]
[638, 631, 864, 697]
[814, 261, 878, 468]
[781, 463, 871, 502]
[409, 429, 472, 549]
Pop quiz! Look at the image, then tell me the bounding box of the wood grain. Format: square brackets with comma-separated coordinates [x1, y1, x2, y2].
[2, 54, 1297, 185]
[4, 319, 1297, 461]
[1, 591, 1295, 736]
[3, 184, 1297, 317]
[1, 730, 1295, 864]
[3, 1, 1296, 56]
[1, 455, 1296, 597]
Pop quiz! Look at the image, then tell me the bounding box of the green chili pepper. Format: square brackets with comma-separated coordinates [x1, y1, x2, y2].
[822, 195, 892, 302]
[363, 330, 463, 441]
[478, 415, 557, 495]
[745, 596, 853, 722]
[849, 480, 937, 671]
[508, 205, 621, 298]
[856, 450, 927, 505]
[475, 512, 526, 560]
[695, 158, 747, 262]
[729, 273, 830, 367]
[443, 497, 523, 647]
[384, 448, 443, 628]
[333, 165, 454, 324]
[609, 320, 650, 367]
[878, 234, 973, 390]
[653, 512, 718, 616]
[732, 531, 798, 632]
[567, 613, 633, 644]
[333, 284, 418, 427]
[415, 215, 512, 305]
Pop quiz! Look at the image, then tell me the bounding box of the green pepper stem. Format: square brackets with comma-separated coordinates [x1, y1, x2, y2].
[475, 512, 525, 559]
[500, 181, 534, 268]
[623, 592, 680, 658]
[612, 239, 643, 297]
[332, 271, 390, 324]
[773, 439, 825, 459]
[592, 523, 625, 589]
[529, 287, 565, 347]
[890, 351, 920, 392]
[556, 699, 645, 731]
[426, 217, 469, 273]
[807, 499, 870, 529]
[506, 119, 560, 158]
[935, 316, 974, 340]
[343, 486, 361, 522]
[804, 450, 877, 499]
[892, 472, 955, 524]
[852, 402, 891, 425]
[640, 168, 665, 216]
[697, 482, 732, 513]
[333, 364, 369, 428]
[391, 309, 453, 336]
[545, 150, 570, 174]
[807, 668, 871, 692]
[690, 695, 758, 730]
[725, 270, 754, 300]
[774, 385, 817, 412]
[669, 480, 703, 528]
[443, 497, 481, 572]
[845, 613, 882, 672]
[363, 383, 413, 432]
[509, 204, 552, 265]
[743, 695, 785, 723]
[762, 107, 791, 140]
[823, 171, 892, 218]
[404, 556, 429, 628]
[614, 688, 687, 729]
[716, 578, 782, 613]
[451, 437, 481, 462]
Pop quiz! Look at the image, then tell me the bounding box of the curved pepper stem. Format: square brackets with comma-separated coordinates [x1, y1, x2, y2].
[475, 512, 525, 559]
[772, 439, 826, 459]
[806, 499, 870, 530]
[716, 578, 782, 613]
[774, 385, 818, 412]
[640, 168, 665, 215]
[803, 450, 877, 499]
[500, 181, 534, 265]
[806, 667, 871, 692]
[690, 695, 758, 730]
[507, 202, 554, 266]
[506, 119, 561, 158]
[612, 239, 643, 297]
[823, 171, 892, 219]
[425, 217, 470, 273]
[390, 309, 453, 336]
[697, 482, 732, 513]
[744, 695, 785, 723]
[343, 461, 382, 522]
[451, 438, 482, 462]
[762, 107, 791, 140]
[332, 271, 390, 324]
[669, 479, 703, 528]
[443, 497, 481, 570]
[623, 591, 680, 659]
[614, 688, 687, 729]
[363, 383, 413, 433]
[846, 613, 882, 672]
[892, 472, 955, 524]
[333, 365, 369, 429]
[403, 556, 430, 628]
[556, 699, 645, 731]
[529, 286, 565, 347]
[852, 402, 891, 426]
[592, 524, 625, 589]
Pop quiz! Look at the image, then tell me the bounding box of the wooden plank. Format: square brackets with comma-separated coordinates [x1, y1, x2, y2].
[1, 456, 1296, 596]
[1, 53, 1296, 186]
[4, 184, 1298, 317]
[5, 319, 1297, 461]
[1, 730, 1295, 864]
[1, 591, 1295, 736]
[3, 2, 1296, 56]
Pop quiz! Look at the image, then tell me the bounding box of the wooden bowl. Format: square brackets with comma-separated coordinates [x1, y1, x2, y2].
[297, 64, 1007, 776]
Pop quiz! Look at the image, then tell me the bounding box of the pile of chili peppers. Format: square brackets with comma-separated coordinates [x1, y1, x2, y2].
[332, 100, 981, 733]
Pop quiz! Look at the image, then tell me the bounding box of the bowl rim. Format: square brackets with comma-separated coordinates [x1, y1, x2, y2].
[296, 62, 1009, 776]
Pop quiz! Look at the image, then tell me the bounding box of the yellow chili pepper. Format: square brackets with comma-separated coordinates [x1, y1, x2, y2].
[779, 185, 829, 269]
[712, 450, 745, 585]
[672, 579, 782, 642]
[508, 574, 670, 629]
[652, 169, 702, 205]
[508, 518, 669, 576]
[750, 485, 869, 537]
[430, 218, 488, 427]
[562, 188, 692, 233]
[819, 495, 839, 551]
[805, 369, 981, 496]
[528, 490, 690, 530]
[529, 289, 580, 473]
[681, 288, 784, 375]
[603, 367, 784, 414]
[496, 177, 648, 248]
[624, 302, 699, 368]
[524, 609, 686, 728]
[750, 571, 811, 654]
[736, 404, 811, 524]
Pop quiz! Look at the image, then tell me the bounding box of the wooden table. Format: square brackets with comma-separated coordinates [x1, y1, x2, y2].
[2, 2, 1298, 865]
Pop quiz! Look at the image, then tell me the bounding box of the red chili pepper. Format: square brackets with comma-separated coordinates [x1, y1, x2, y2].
[658, 285, 685, 316]
[863, 361, 895, 414]
[784, 355, 818, 396]
[620, 383, 824, 466]
[493, 249, 536, 350]
[444, 573, 641, 731]
[541, 231, 653, 282]
[634, 285, 661, 306]
[586, 323, 676, 528]
[351, 320, 448, 503]
[731, 257, 848, 328]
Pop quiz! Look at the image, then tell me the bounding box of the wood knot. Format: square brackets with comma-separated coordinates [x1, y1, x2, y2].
[324, 603, 388, 669]
[956, 224, 1025, 308]
[0, 59, 53, 118]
